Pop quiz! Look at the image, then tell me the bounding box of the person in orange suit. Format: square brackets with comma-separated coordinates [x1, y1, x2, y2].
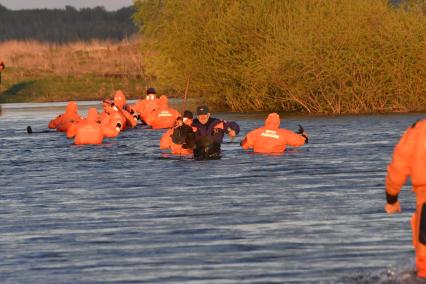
[160, 110, 196, 155]
[133, 87, 159, 124]
[112, 90, 137, 129]
[240, 113, 308, 154]
[385, 119, 426, 278]
[145, 95, 180, 129]
[48, 101, 83, 132]
[99, 99, 121, 138]
[67, 108, 119, 145]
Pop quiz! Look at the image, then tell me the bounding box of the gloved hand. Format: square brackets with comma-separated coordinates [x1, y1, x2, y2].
[385, 201, 401, 214]
[297, 124, 309, 144]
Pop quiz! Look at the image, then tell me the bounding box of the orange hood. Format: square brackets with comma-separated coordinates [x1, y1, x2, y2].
[265, 113, 280, 129]
[65, 101, 78, 114]
[158, 95, 168, 108]
[114, 90, 126, 108]
[87, 108, 99, 123]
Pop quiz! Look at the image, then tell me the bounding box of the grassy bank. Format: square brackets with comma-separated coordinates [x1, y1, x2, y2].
[0, 39, 149, 103]
[135, 0, 426, 114]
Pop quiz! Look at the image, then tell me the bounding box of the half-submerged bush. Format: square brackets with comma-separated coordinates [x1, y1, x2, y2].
[134, 0, 426, 114]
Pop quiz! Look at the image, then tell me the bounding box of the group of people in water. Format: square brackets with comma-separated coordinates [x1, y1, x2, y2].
[47, 87, 426, 277]
[47, 87, 309, 160]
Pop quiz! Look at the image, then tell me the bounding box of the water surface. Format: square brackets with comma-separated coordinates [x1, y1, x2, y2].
[0, 102, 424, 283]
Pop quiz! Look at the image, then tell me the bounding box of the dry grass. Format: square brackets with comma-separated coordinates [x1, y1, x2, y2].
[0, 37, 146, 79]
[0, 37, 153, 103]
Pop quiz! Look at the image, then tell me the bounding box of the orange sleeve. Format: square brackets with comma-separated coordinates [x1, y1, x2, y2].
[241, 129, 258, 149]
[121, 109, 137, 128]
[66, 123, 77, 138]
[386, 127, 415, 196]
[282, 129, 306, 147]
[48, 115, 62, 129]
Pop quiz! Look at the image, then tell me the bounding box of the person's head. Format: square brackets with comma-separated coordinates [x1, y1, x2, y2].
[196, 105, 210, 124]
[182, 110, 193, 126]
[113, 90, 126, 108]
[265, 113, 280, 129]
[158, 95, 168, 107]
[102, 99, 113, 111]
[87, 108, 99, 123]
[66, 101, 78, 114]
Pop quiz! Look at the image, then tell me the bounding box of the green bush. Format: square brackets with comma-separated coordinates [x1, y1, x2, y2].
[134, 0, 426, 114]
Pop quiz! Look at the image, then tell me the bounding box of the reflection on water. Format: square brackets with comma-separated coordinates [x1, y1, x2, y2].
[0, 101, 425, 283]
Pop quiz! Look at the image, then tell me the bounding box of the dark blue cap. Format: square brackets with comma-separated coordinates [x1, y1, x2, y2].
[146, 87, 156, 95]
[183, 110, 193, 119]
[196, 105, 209, 115]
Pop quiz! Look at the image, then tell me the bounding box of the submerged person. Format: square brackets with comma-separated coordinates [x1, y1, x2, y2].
[385, 119, 426, 278]
[191, 105, 240, 160]
[145, 95, 180, 129]
[240, 113, 308, 154]
[133, 87, 159, 124]
[48, 101, 82, 132]
[67, 108, 119, 145]
[160, 110, 196, 155]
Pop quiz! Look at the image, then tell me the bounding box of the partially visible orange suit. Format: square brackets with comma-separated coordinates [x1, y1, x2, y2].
[241, 113, 306, 153]
[48, 101, 82, 132]
[145, 96, 180, 129]
[133, 96, 158, 123]
[386, 119, 426, 277]
[160, 126, 196, 155]
[67, 108, 119, 144]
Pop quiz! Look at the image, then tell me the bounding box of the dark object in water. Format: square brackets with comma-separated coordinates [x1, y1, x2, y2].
[193, 136, 221, 160]
[297, 124, 309, 144]
[26, 126, 55, 134]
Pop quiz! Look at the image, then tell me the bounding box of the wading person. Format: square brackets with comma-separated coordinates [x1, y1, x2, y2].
[99, 99, 121, 138]
[133, 87, 159, 124]
[145, 95, 180, 129]
[160, 110, 195, 155]
[385, 119, 426, 278]
[112, 90, 137, 129]
[191, 105, 240, 160]
[48, 101, 83, 132]
[67, 108, 119, 145]
[240, 113, 308, 154]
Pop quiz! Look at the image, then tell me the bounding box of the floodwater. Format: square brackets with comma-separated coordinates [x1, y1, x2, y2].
[0, 101, 425, 283]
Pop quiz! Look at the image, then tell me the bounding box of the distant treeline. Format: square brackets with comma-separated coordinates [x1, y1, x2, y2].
[0, 5, 138, 43]
[135, 0, 426, 114]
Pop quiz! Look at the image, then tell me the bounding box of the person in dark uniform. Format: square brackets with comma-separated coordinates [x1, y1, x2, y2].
[190, 105, 240, 160]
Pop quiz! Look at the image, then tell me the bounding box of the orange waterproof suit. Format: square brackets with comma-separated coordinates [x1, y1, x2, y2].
[133, 94, 159, 123]
[145, 96, 180, 129]
[112, 90, 137, 129]
[160, 118, 195, 155]
[48, 101, 82, 132]
[385, 119, 426, 277]
[99, 100, 123, 137]
[240, 113, 307, 153]
[67, 108, 118, 145]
